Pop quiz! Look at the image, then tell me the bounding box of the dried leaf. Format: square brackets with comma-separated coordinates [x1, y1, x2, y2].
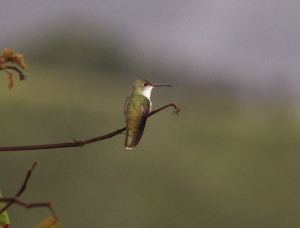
[0, 49, 27, 89]
[12, 54, 27, 69]
[8, 72, 13, 90]
[0, 189, 10, 228]
[174, 107, 181, 115]
[0, 49, 14, 60]
[0, 49, 27, 69]
[36, 216, 60, 228]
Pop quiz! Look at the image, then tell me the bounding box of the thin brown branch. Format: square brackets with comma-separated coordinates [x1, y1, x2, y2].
[0, 103, 180, 152]
[0, 161, 38, 213]
[16, 161, 38, 196]
[0, 66, 26, 81]
[148, 103, 181, 117]
[0, 161, 57, 218]
[0, 197, 57, 218]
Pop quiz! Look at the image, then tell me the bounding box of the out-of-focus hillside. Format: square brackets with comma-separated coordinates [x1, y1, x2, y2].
[1, 30, 300, 228]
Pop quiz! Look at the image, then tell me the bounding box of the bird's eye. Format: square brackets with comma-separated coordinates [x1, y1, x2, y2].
[143, 83, 148, 86]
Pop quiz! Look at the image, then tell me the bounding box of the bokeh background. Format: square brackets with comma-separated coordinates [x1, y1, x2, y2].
[1, 1, 300, 227]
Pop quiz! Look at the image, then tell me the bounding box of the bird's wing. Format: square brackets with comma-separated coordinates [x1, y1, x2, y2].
[125, 97, 149, 148]
[131, 101, 148, 147]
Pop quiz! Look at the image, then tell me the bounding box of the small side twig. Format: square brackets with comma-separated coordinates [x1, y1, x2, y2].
[148, 103, 180, 117]
[3, 66, 26, 81]
[0, 66, 26, 81]
[0, 161, 57, 218]
[0, 103, 180, 152]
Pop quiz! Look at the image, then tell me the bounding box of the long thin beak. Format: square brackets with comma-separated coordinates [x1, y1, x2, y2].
[152, 84, 171, 87]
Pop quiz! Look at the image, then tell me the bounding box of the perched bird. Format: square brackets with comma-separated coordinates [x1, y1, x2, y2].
[124, 79, 171, 149]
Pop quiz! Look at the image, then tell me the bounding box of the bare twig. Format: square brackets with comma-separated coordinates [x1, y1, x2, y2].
[0, 161, 37, 213]
[0, 66, 26, 81]
[0, 103, 180, 151]
[0, 161, 57, 218]
[0, 198, 57, 218]
[148, 103, 180, 116]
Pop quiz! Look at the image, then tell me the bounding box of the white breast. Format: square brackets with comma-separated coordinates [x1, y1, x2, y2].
[142, 86, 153, 99]
[142, 86, 153, 112]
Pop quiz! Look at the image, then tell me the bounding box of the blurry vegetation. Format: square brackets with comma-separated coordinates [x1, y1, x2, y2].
[0, 49, 26, 89]
[28, 28, 128, 72]
[0, 189, 10, 228]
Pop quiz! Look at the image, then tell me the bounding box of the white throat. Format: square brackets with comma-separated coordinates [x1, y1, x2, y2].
[141, 86, 153, 100]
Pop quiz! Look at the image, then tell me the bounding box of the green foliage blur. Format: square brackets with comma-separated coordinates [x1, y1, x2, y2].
[1, 29, 300, 228]
[0, 189, 10, 227]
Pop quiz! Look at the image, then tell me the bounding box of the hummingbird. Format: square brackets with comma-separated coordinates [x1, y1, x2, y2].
[124, 79, 171, 149]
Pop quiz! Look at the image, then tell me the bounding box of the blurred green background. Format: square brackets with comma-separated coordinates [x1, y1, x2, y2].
[1, 2, 300, 227]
